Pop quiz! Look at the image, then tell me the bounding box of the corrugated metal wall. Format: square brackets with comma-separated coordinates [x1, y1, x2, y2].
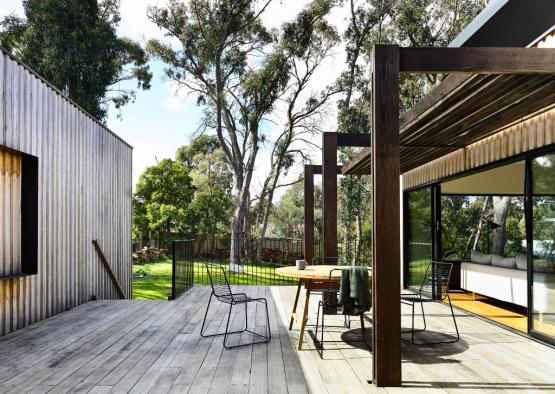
[403, 30, 555, 190]
[0, 48, 132, 336]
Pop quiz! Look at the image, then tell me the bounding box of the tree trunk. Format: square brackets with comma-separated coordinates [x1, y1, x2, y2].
[343, 226, 352, 265]
[230, 204, 244, 271]
[260, 170, 279, 237]
[243, 193, 253, 261]
[492, 196, 511, 255]
[353, 214, 362, 265]
[472, 196, 490, 251]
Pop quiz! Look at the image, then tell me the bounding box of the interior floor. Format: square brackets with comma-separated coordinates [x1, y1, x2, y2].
[448, 291, 528, 333]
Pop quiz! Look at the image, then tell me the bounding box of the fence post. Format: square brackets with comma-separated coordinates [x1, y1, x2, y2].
[169, 240, 176, 300]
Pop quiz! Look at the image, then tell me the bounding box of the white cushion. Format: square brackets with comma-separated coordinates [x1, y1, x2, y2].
[492, 254, 516, 269]
[471, 250, 492, 265]
[460, 262, 527, 307]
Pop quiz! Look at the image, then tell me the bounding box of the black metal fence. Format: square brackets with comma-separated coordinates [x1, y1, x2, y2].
[192, 237, 302, 286]
[170, 239, 195, 300]
[170, 236, 372, 292]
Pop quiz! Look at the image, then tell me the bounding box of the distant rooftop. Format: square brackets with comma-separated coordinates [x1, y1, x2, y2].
[450, 0, 555, 48]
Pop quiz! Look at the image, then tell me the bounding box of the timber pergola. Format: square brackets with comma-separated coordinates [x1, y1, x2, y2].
[303, 163, 342, 264]
[303, 134, 371, 264]
[310, 45, 555, 387]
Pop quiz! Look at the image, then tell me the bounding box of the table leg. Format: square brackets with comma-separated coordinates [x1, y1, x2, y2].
[298, 282, 311, 350]
[289, 280, 302, 330]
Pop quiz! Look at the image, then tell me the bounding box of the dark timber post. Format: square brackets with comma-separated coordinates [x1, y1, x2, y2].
[372, 44, 401, 386]
[304, 164, 315, 264]
[322, 132, 338, 264]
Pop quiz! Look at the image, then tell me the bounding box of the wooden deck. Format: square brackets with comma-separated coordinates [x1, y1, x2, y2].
[0, 285, 554, 393]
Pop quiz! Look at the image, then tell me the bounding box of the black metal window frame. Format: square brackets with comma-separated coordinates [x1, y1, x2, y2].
[402, 143, 555, 346]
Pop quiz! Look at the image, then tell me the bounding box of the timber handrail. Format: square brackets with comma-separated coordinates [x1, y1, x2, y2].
[92, 240, 126, 299]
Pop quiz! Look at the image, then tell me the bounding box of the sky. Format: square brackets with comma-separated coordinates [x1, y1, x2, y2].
[0, 0, 350, 200]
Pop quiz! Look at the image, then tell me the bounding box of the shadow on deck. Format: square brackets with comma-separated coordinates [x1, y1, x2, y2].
[0, 286, 554, 393]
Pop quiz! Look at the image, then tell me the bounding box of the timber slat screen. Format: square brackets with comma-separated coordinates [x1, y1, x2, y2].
[170, 240, 195, 299]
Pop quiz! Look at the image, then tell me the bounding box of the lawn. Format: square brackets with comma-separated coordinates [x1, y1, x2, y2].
[132, 259, 173, 299]
[132, 258, 296, 300]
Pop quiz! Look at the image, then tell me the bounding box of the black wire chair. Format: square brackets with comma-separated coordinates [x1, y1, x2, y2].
[315, 268, 372, 358]
[401, 261, 460, 345]
[200, 263, 271, 349]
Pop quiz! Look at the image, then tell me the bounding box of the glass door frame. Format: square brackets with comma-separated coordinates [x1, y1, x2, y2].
[403, 145, 555, 346]
[402, 183, 441, 289]
[525, 152, 555, 346]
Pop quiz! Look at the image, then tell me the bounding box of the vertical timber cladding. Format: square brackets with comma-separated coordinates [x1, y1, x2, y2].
[0, 47, 132, 336]
[402, 106, 555, 190]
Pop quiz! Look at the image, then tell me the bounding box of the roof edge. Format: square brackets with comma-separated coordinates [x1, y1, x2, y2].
[449, 0, 509, 48]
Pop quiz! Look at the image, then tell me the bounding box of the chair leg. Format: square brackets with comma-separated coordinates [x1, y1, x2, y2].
[244, 302, 248, 331]
[447, 295, 460, 342]
[263, 298, 271, 341]
[315, 302, 321, 340]
[344, 315, 351, 329]
[411, 302, 415, 344]
[223, 303, 234, 349]
[200, 293, 213, 337]
[321, 307, 325, 357]
[420, 302, 427, 331]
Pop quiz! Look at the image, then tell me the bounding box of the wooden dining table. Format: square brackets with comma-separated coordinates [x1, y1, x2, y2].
[276, 265, 372, 350]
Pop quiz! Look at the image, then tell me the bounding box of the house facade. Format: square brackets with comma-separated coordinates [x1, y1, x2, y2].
[0, 45, 132, 336]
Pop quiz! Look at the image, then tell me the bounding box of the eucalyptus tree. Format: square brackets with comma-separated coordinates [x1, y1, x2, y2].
[255, 0, 339, 237]
[336, 0, 392, 264]
[394, 0, 487, 102]
[0, 0, 152, 121]
[336, 0, 486, 264]
[147, 0, 292, 266]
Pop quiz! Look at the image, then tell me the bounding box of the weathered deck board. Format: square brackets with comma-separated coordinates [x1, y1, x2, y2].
[0, 286, 554, 393]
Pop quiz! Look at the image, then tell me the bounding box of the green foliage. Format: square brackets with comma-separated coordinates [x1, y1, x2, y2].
[176, 135, 221, 169]
[394, 0, 487, 110]
[147, 0, 301, 263]
[0, 0, 152, 121]
[133, 159, 195, 241]
[177, 135, 233, 235]
[440, 196, 526, 260]
[269, 182, 322, 239]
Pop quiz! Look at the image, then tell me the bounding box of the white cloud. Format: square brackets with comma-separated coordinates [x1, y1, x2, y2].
[117, 0, 168, 42]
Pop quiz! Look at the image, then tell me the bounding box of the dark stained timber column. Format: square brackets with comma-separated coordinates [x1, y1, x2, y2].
[322, 132, 338, 264]
[372, 44, 401, 387]
[304, 164, 314, 264]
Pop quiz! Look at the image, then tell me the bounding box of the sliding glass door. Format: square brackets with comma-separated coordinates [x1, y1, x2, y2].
[530, 153, 555, 343]
[405, 187, 433, 290]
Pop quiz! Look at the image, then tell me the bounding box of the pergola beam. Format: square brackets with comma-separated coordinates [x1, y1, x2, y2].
[399, 47, 555, 74]
[322, 132, 338, 264]
[304, 164, 343, 264]
[372, 44, 401, 387]
[312, 165, 343, 175]
[336, 133, 371, 147]
[304, 165, 315, 264]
